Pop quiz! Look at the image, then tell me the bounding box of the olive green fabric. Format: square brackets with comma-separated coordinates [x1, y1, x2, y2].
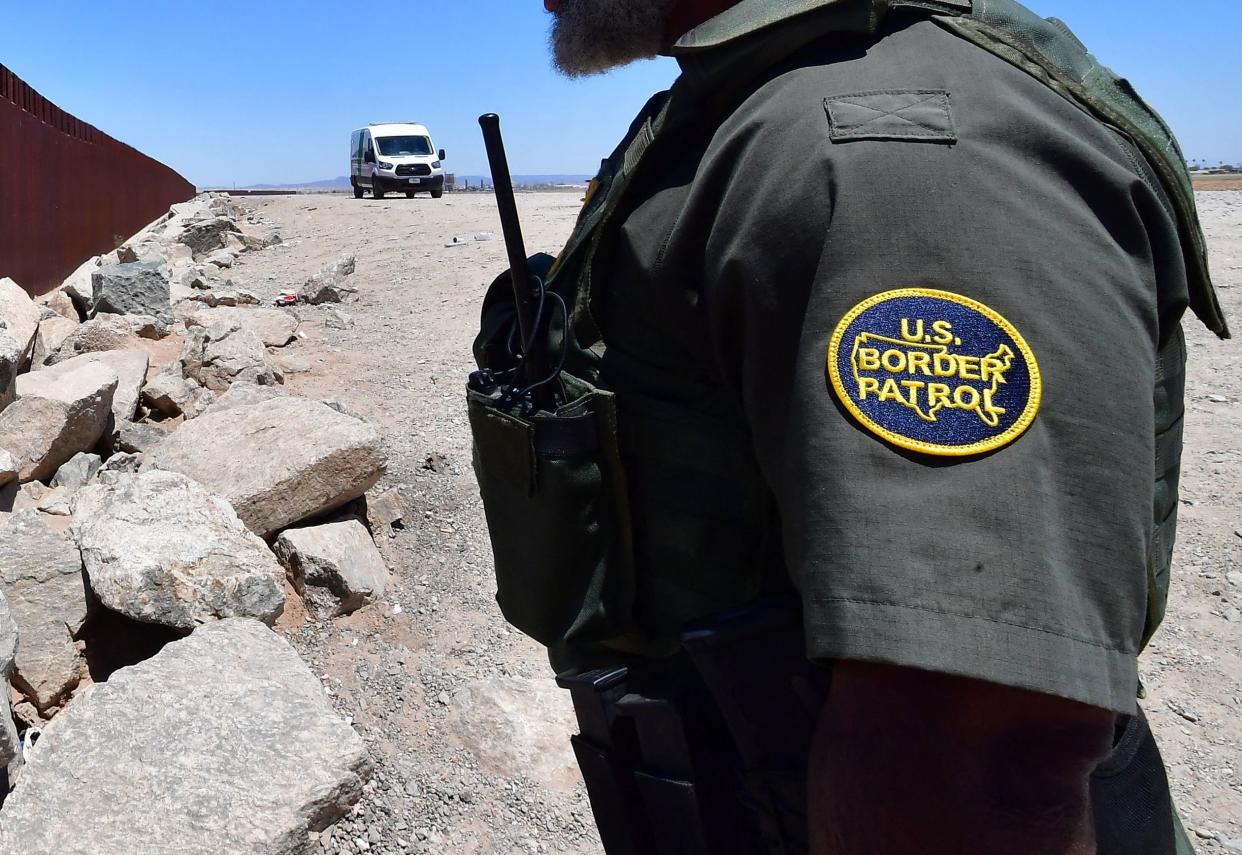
[538, 9, 1200, 717]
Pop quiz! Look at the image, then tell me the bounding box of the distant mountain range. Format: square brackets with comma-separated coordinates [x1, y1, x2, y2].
[237, 174, 591, 190]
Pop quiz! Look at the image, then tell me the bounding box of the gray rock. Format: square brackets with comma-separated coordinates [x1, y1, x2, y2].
[59, 257, 99, 315]
[272, 352, 312, 375]
[51, 452, 102, 490]
[29, 315, 79, 366]
[446, 677, 580, 792]
[298, 274, 357, 306]
[324, 254, 357, 278]
[111, 420, 169, 455]
[0, 589, 16, 676]
[0, 327, 20, 414]
[181, 389, 218, 420]
[100, 451, 142, 476]
[204, 249, 236, 269]
[0, 618, 372, 855]
[141, 363, 198, 417]
[274, 520, 387, 618]
[324, 308, 354, 330]
[1, 675, 18, 775]
[127, 314, 171, 340]
[200, 381, 288, 416]
[36, 485, 74, 517]
[0, 362, 118, 482]
[0, 276, 41, 362]
[147, 397, 386, 537]
[90, 262, 172, 323]
[189, 306, 299, 348]
[182, 320, 283, 392]
[366, 487, 406, 537]
[44, 315, 143, 366]
[73, 470, 285, 629]
[38, 288, 81, 323]
[178, 215, 240, 258]
[0, 510, 89, 711]
[0, 448, 17, 489]
[25, 349, 149, 423]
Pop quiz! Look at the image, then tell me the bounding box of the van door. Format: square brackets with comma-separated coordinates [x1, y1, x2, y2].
[362, 130, 375, 187]
[350, 131, 361, 181]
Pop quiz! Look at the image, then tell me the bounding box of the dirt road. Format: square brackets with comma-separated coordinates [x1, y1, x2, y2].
[232, 190, 1241, 854]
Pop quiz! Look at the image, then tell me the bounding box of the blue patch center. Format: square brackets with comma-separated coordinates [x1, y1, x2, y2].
[833, 294, 1036, 452]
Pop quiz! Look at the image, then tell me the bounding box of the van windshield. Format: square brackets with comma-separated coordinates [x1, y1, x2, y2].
[375, 136, 433, 157]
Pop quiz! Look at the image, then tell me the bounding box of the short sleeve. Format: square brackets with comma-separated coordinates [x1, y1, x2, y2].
[695, 31, 1178, 714]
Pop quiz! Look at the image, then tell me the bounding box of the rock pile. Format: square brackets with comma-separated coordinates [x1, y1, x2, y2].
[0, 194, 386, 849]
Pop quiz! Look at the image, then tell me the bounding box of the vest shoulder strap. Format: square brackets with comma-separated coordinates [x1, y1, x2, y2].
[912, 0, 1229, 338]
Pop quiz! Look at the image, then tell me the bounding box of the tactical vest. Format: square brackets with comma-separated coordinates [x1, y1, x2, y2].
[517, 0, 1225, 656]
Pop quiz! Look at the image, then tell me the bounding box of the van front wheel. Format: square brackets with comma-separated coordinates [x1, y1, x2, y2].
[373, 179, 386, 200]
[352, 181, 364, 199]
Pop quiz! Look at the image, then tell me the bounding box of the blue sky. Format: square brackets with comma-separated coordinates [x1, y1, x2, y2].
[1, 1, 1238, 187]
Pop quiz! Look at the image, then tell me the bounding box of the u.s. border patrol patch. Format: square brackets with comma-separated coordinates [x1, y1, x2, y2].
[827, 288, 1042, 457]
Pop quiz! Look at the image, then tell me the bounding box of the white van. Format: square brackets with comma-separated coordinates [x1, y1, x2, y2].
[350, 123, 446, 199]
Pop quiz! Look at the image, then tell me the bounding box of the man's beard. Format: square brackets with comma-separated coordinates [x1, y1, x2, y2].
[550, 0, 676, 77]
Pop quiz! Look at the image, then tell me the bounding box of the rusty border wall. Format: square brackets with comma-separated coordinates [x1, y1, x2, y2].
[0, 63, 195, 296]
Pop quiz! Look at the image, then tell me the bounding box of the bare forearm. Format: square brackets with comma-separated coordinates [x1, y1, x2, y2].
[808, 661, 1116, 855]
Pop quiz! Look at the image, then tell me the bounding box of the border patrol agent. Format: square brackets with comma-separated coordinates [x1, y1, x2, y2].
[468, 1, 1229, 852]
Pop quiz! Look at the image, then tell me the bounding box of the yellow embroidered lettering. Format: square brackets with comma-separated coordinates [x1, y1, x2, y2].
[858, 348, 881, 371]
[931, 320, 954, 344]
[956, 355, 981, 381]
[928, 383, 951, 409]
[878, 379, 905, 403]
[933, 353, 957, 377]
[858, 377, 880, 399]
[900, 319, 925, 342]
[907, 351, 932, 376]
[881, 350, 906, 373]
[953, 386, 980, 410]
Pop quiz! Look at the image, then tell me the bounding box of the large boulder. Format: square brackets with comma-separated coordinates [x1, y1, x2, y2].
[198, 380, 287, 416]
[0, 276, 41, 362]
[0, 362, 117, 482]
[0, 511, 89, 711]
[0, 448, 17, 488]
[90, 262, 172, 323]
[30, 314, 79, 366]
[147, 397, 386, 537]
[0, 618, 372, 855]
[60, 257, 100, 315]
[178, 216, 240, 258]
[73, 470, 285, 629]
[24, 349, 149, 423]
[0, 592, 17, 774]
[44, 315, 144, 366]
[51, 452, 102, 490]
[181, 319, 283, 392]
[141, 363, 199, 417]
[38, 288, 82, 322]
[189, 306, 298, 348]
[0, 589, 16, 676]
[0, 327, 21, 414]
[273, 520, 387, 618]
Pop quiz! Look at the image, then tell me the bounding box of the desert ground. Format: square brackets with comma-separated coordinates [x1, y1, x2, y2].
[225, 189, 1241, 854]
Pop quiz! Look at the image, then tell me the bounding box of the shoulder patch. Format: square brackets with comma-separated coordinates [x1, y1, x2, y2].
[824, 90, 956, 143]
[827, 288, 1041, 457]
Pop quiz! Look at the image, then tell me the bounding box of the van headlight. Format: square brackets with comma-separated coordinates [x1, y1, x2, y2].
[378, 161, 394, 170]
[431, 161, 441, 169]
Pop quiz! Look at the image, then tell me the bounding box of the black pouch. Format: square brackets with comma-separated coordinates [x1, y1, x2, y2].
[467, 371, 637, 648]
[1091, 706, 1195, 855]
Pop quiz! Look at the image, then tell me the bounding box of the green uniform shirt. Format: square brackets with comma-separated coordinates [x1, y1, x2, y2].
[580, 9, 1189, 715]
